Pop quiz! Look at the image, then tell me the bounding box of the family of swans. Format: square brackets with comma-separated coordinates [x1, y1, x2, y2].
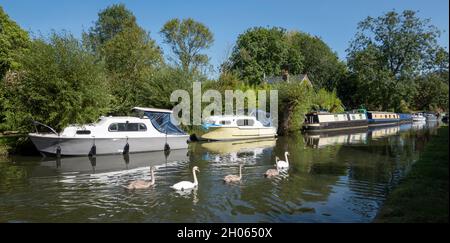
[126, 151, 290, 190]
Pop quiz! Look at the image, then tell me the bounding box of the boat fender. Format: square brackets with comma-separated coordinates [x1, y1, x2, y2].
[123, 142, 130, 155]
[56, 146, 61, 158]
[88, 144, 96, 157]
[164, 143, 170, 151]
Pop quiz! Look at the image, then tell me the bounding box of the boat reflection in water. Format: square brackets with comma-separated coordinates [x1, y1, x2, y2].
[303, 128, 368, 148]
[32, 149, 189, 178]
[195, 138, 277, 165]
[368, 125, 400, 139]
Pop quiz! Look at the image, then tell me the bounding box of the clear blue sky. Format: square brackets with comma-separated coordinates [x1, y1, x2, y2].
[1, 0, 448, 77]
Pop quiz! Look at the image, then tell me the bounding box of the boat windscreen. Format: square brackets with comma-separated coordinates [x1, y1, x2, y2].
[144, 111, 186, 135]
[248, 109, 273, 127]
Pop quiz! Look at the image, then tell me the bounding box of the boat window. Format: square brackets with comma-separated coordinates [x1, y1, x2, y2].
[219, 120, 231, 125]
[139, 123, 147, 131]
[237, 119, 254, 126]
[109, 122, 147, 132]
[109, 123, 118, 132]
[76, 130, 91, 135]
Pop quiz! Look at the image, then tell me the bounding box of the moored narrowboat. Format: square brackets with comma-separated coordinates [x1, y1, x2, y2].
[366, 111, 400, 126]
[399, 113, 412, 123]
[302, 112, 368, 132]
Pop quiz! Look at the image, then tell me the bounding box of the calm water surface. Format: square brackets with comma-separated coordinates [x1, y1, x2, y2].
[0, 121, 442, 222]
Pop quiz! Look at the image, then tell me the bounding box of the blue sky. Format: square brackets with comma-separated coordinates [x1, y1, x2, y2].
[1, 0, 448, 77]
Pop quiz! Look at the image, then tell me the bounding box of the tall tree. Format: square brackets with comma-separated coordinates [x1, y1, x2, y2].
[83, 3, 136, 54]
[286, 31, 346, 90]
[83, 4, 162, 114]
[346, 10, 445, 110]
[160, 18, 214, 73]
[0, 6, 30, 79]
[227, 27, 303, 85]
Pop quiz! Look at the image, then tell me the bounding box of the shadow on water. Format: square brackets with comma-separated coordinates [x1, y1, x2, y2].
[0, 121, 443, 222]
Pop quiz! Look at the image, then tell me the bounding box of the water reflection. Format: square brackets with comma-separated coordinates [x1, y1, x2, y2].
[32, 149, 189, 177]
[0, 121, 443, 222]
[303, 128, 368, 148]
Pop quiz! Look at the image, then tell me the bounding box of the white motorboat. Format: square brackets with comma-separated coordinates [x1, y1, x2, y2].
[412, 113, 426, 122]
[200, 110, 277, 141]
[29, 107, 189, 156]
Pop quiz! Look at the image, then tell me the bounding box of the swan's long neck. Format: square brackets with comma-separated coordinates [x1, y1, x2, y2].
[285, 153, 289, 165]
[151, 169, 155, 185]
[193, 169, 198, 186]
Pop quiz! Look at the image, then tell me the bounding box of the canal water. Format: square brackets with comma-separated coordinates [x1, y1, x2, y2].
[0, 121, 443, 222]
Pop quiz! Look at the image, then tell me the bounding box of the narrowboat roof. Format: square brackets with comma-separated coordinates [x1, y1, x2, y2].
[132, 107, 173, 113]
[306, 111, 364, 115]
[367, 111, 397, 114]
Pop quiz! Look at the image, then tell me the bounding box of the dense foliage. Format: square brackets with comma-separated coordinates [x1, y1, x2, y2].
[1, 33, 111, 132]
[341, 10, 449, 112]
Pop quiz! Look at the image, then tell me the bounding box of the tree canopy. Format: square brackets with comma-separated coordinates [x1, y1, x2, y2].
[344, 10, 448, 111]
[160, 18, 214, 74]
[83, 4, 163, 115]
[226, 27, 303, 85]
[0, 6, 30, 79]
[286, 31, 346, 90]
[1, 32, 111, 132]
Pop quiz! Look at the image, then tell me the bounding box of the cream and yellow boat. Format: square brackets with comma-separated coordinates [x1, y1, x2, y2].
[200, 114, 277, 141]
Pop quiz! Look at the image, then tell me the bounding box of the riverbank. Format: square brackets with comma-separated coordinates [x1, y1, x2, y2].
[0, 135, 38, 156]
[375, 126, 449, 223]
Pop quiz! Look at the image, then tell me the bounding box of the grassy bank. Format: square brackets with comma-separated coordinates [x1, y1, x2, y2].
[375, 126, 449, 223]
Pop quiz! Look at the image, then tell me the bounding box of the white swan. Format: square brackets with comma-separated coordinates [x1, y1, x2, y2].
[171, 166, 200, 191]
[126, 166, 155, 189]
[224, 164, 242, 183]
[276, 152, 290, 169]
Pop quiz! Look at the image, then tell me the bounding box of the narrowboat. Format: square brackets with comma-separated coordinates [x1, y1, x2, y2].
[29, 107, 190, 156]
[399, 113, 412, 123]
[366, 111, 400, 126]
[302, 112, 368, 132]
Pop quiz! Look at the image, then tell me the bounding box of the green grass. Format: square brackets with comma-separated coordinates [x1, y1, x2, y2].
[375, 126, 449, 223]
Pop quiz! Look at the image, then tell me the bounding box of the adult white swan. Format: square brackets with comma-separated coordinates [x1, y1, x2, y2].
[276, 152, 290, 169]
[171, 166, 200, 191]
[126, 166, 156, 189]
[224, 164, 243, 183]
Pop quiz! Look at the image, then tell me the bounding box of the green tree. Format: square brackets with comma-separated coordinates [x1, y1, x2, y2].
[160, 18, 214, 74]
[227, 27, 303, 85]
[83, 3, 136, 54]
[286, 31, 346, 90]
[346, 10, 444, 111]
[84, 4, 163, 115]
[1, 32, 111, 132]
[0, 6, 30, 79]
[413, 73, 449, 112]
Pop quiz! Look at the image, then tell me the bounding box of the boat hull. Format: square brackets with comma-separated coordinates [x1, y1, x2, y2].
[200, 127, 277, 141]
[368, 119, 400, 126]
[412, 117, 426, 122]
[302, 120, 368, 132]
[29, 134, 189, 156]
